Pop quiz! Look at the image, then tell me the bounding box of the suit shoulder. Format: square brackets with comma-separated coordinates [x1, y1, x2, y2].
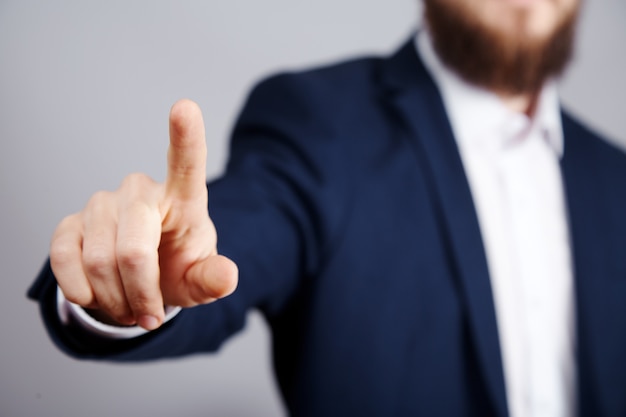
[246, 56, 386, 111]
[562, 110, 626, 172]
[232, 55, 391, 155]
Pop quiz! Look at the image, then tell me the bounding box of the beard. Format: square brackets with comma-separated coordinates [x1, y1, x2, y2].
[423, 0, 580, 96]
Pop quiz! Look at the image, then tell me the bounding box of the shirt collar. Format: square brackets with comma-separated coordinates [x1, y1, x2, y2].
[414, 28, 563, 157]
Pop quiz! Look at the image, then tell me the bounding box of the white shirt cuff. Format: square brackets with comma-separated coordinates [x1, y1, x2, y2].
[56, 286, 181, 339]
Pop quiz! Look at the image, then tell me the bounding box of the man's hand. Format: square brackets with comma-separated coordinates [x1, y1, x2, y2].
[49, 99, 238, 331]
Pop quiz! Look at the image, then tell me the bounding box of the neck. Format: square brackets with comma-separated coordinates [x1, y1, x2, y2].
[497, 90, 539, 117]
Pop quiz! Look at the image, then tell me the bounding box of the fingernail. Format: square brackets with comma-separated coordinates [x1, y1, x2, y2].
[138, 315, 160, 331]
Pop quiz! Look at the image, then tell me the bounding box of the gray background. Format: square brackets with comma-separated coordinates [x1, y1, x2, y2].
[1, 1, 624, 416]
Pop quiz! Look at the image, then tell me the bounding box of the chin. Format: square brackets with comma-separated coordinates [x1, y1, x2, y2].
[424, 0, 580, 95]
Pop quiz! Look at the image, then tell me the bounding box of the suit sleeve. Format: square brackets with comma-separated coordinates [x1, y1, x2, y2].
[27, 72, 350, 361]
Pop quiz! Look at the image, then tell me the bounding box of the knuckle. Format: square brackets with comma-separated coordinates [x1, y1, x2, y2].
[49, 216, 81, 269]
[86, 190, 113, 209]
[170, 161, 196, 179]
[128, 293, 157, 315]
[116, 242, 152, 270]
[92, 190, 112, 203]
[188, 279, 215, 305]
[56, 213, 79, 231]
[121, 172, 153, 190]
[49, 240, 75, 270]
[83, 249, 116, 277]
[99, 299, 133, 324]
[62, 286, 94, 307]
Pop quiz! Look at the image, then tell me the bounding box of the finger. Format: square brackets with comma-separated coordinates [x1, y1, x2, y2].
[116, 177, 164, 330]
[164, 255, 238, 307]
[50, 214, 97, 308]
[81, 191, 135, 325]
[166, 99, 208, 202]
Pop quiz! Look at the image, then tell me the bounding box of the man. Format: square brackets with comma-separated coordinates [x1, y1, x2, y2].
[29, 0, 626, 415]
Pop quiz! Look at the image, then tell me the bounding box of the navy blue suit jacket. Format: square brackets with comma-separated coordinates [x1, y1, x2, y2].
[29, 38, 626, 416]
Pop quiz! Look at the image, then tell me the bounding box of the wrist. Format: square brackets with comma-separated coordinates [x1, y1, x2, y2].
[56, 286, 181, 339]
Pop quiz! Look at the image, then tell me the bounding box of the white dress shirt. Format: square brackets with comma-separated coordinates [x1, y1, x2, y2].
[57, 286, 181, 339]
[416, 29, 577, 417]
[59, 29, 577, 416]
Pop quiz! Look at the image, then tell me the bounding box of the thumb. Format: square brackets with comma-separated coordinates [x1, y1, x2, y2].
[164, 255, 239, 306]
[166, 99, 208, 201]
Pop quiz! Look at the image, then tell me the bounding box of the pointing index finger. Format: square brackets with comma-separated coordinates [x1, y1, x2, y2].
[166, 99, 208, 201]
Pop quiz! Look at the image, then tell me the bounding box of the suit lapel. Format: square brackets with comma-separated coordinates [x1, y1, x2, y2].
[380, 39, 509, 417]
[560, 114, 626, 416]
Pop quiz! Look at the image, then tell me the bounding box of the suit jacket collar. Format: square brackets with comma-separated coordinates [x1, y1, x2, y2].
[414, 28, 564, 158]
[379, 37, 509, 417]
